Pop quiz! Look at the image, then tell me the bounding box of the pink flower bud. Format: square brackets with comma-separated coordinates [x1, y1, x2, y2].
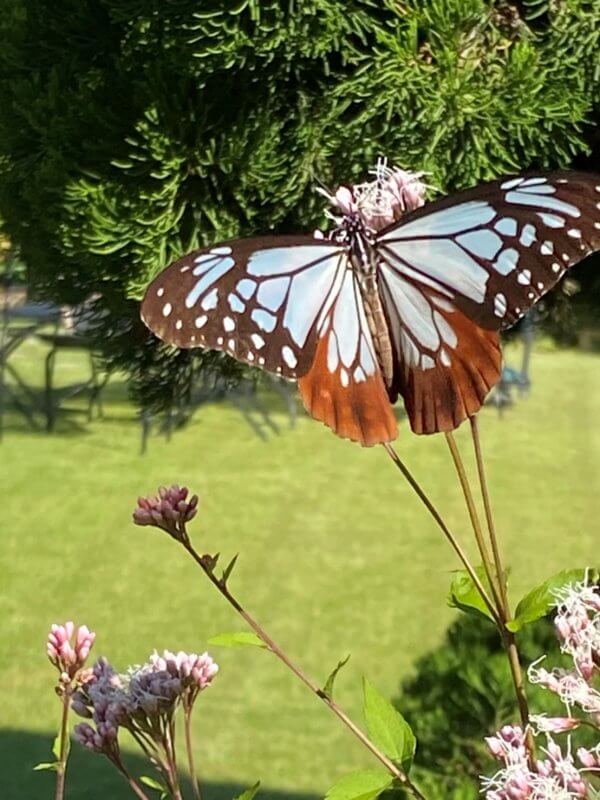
[46, 621, 96, 680]
[577, 747, 599, 768]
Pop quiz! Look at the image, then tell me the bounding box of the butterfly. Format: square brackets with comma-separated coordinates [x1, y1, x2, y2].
[141, 168, 600, 446]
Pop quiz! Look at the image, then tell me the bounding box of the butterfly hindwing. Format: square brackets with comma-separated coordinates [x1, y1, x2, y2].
[141, 236, 346, 379]
[298, 267, 397, 445]
[377, 171, 600, 330]
[378, 265, 501, 434]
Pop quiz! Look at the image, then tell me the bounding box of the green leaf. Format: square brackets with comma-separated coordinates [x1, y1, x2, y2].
[33, 762, 59, 772]
[233, 781, 260, 800]
[323, 655, 350, 700]
[208, 632, 267, 649]
[140, 775, 167, 796]
[507, 568, 599, 632]
[221, 553, 239, 585]
[362, 678, 416, 773]
[447, 566, 495, 622]
[325, 770, 393, 800]
[52, 733, 69, 761]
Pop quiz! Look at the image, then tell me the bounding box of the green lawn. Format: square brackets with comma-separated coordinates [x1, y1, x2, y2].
[1, 337, 599, 800]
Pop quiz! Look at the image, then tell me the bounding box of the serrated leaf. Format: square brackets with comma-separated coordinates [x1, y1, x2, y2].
[33, 762, 60, 771]
[508, 568, 599, 632]
[323, 655, 350, 700]
[362, 678, 416, 773]
[447, 566, 495, 622]
[208, 632, 267, 649]
[233, 781, 260, 800]
[325, 770, 393, 800]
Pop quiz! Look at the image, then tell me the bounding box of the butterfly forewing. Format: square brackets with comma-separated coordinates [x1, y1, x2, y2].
[377, 171, 600, 330]
[141, 236, 346, 379]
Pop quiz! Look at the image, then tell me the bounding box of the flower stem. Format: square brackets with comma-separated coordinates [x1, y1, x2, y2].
[184, 707, 202, 800]
[444, 432, 505, 614]
[467, 417, 536, 763]
[112, 754, 153, 800]
[468, 417, 509, 611]
[55, 691, 71, 800]
[382, 442, 502, 627]
[181, 540, 428, 800]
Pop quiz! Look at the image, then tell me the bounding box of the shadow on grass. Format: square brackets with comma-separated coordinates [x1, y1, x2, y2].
[0, 729, 319, 800]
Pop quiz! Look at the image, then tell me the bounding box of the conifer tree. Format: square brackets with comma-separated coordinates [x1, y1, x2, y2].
[0, 0, 598, 406]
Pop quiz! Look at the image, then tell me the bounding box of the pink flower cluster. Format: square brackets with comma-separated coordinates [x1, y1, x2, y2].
[317, 158, 427, 234]
[133, 485, 198, 540]
[483, 726, 589, 799]
[72, 650, 218, 755]
[47, 622, 96, 681]
[482, 577, 600, 799]
[554, 581, 600, 681]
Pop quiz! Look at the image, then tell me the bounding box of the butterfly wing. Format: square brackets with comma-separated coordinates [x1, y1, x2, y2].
[375, 171, 600, 434]
[377, 171, 600, 330]
[141, 235, 397, 445]
[141, 236, 347, 379]
[377, 269, 501, 434]
[298, 266, 397, 446]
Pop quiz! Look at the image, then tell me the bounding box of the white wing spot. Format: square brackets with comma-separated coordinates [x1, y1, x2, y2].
[251, 309, 277, 333]
[568, 229, 582, 239]
[327, 334, 339, 372]
[422, 355, 435, 370]
[434, 311, 458, 348]
[440, 349, 451, 367]
[353, 366, 366, 382]
[282, 346, 297, 369]
[520, 177, 547, 187]
[562, 253, 570, 262]
[211, 246, 232, 255]
[175, 320, 182, 330]
[552, 263, 561, 273]
[195, 315, 207, 328]
[494, 293, 507, 318]
[157, 287, 164, 297]
[228, 294, 245, 313]
[501, 178, 523, 190]
[247, 352, 254, 362]
[180, 266, 190, 273]
[201, 288, 218, 310]
[340, 368, 349, 388]
[517, 270, 531, 286]
[538, 213, 565, 229]
[251, 333, 265, 350]
[223, 316, 235, 332]
[537, 282, 544, 290]
[540, 241, 554, 256]
[528, 291, 535, 300]
[594, 222, 600, 230]
[494, 218, 517, 237]
[217, 336, 223, 345]
[162, 303, 172, 317]
[495, 248, 519, 275]
[236, 279, 257, 300]
[519, 224, 536, 247]
[228, 339, 235, 351]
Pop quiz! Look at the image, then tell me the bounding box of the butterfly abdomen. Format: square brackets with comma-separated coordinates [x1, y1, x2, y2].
[360, 271, 395, 394]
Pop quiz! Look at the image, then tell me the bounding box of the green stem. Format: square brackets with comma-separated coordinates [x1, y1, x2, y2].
[467, 417, 536, 764]
[54, 691, 71, 800]
[382, 442, 502, 627]
[184, 706, 202, 800]
[444, 432, 504, 614]
[181, 540, 428, 800]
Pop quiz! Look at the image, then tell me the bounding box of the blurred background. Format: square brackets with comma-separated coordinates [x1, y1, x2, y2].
[0, 1, 599, 799]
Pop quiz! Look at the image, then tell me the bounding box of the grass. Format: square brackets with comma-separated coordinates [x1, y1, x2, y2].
[0, 334, 599, 799]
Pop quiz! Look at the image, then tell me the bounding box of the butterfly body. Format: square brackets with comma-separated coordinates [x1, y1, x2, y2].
[141, 170, 600, 446]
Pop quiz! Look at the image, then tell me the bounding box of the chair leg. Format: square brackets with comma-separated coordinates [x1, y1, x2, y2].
[45, 347, 57, 432]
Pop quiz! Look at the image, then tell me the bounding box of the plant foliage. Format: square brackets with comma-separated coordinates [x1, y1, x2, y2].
[0, 0, 598, 402]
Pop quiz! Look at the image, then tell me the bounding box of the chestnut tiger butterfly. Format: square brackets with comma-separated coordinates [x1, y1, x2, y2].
[141, 166, 600, 446]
